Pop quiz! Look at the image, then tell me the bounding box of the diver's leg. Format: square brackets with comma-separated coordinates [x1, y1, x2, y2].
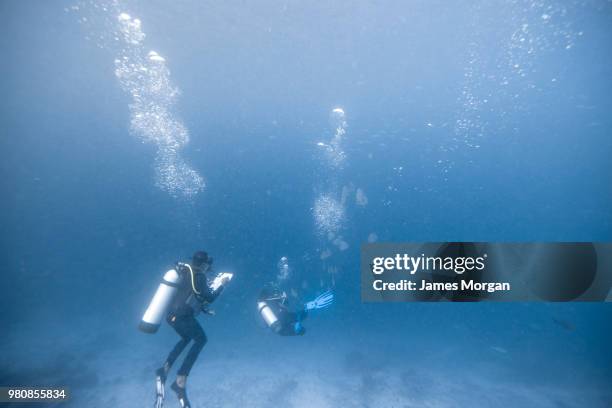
[176, 318, 207, 376]
[165, 336, 190, 369]
[278, 313, 306, 336]
[172, 317, 207, 408]
[155, 317, 191, 408]
[159, 316, 192, 376]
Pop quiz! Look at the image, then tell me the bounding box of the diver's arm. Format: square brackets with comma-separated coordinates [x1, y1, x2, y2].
[195, 273, 224, 303]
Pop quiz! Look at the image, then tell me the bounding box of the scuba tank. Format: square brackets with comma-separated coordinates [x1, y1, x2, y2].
[257, 301, 279, 329]
[139, 267, 183, 333]
[257, 285, 286, 331]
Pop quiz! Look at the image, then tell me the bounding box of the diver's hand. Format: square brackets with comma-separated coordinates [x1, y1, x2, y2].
[202, 307, 216, 316]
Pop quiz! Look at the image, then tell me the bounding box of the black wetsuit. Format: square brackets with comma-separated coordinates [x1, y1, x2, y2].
[164, 266, 222, 376]
[274, 303, 307, 336]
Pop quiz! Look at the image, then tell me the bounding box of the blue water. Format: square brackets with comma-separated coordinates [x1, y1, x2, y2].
[1, 1, 611, 407]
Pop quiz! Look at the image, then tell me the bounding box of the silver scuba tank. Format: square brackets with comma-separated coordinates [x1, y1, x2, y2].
[139, 268, 182, 333]
[257, 301, 279, 328]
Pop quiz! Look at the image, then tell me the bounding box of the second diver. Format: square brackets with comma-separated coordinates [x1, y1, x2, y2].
[257, 284, 334, 336]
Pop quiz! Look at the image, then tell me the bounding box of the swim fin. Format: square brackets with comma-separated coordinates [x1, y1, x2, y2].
[171, 381, 192, 408]
[154, 368, 166, 408]
[305, 290, 334, 311]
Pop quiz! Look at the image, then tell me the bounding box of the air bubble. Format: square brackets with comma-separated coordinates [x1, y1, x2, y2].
[114, 12, 203, 198]
[313, 194, 345, 235]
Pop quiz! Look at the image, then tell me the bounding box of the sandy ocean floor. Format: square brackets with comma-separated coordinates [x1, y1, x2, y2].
[2, 314, 610, 408]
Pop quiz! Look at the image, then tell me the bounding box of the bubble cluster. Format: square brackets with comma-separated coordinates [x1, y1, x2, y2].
[154, 147, 205, 197]
[317, 108, 347, 169]
[450, 0, 584, 173]
[312, 108, 352, 263]
[454, 43, 485, 151]
[505, 0, 582, 81]
[114, 12, 204, 198]
[332, 236, 349, 251]
[313, 194, 345, 236]
[355, 188, 368, 206]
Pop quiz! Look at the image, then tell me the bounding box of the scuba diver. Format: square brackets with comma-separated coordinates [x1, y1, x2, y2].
[151, 251, 230, 408]
[257, 284, 334, 336]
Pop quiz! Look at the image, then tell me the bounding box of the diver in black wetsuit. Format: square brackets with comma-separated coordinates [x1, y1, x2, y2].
[257, 285, 307, 336]
[155, 251, 229, 408]
[257, 284, 334, 336]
